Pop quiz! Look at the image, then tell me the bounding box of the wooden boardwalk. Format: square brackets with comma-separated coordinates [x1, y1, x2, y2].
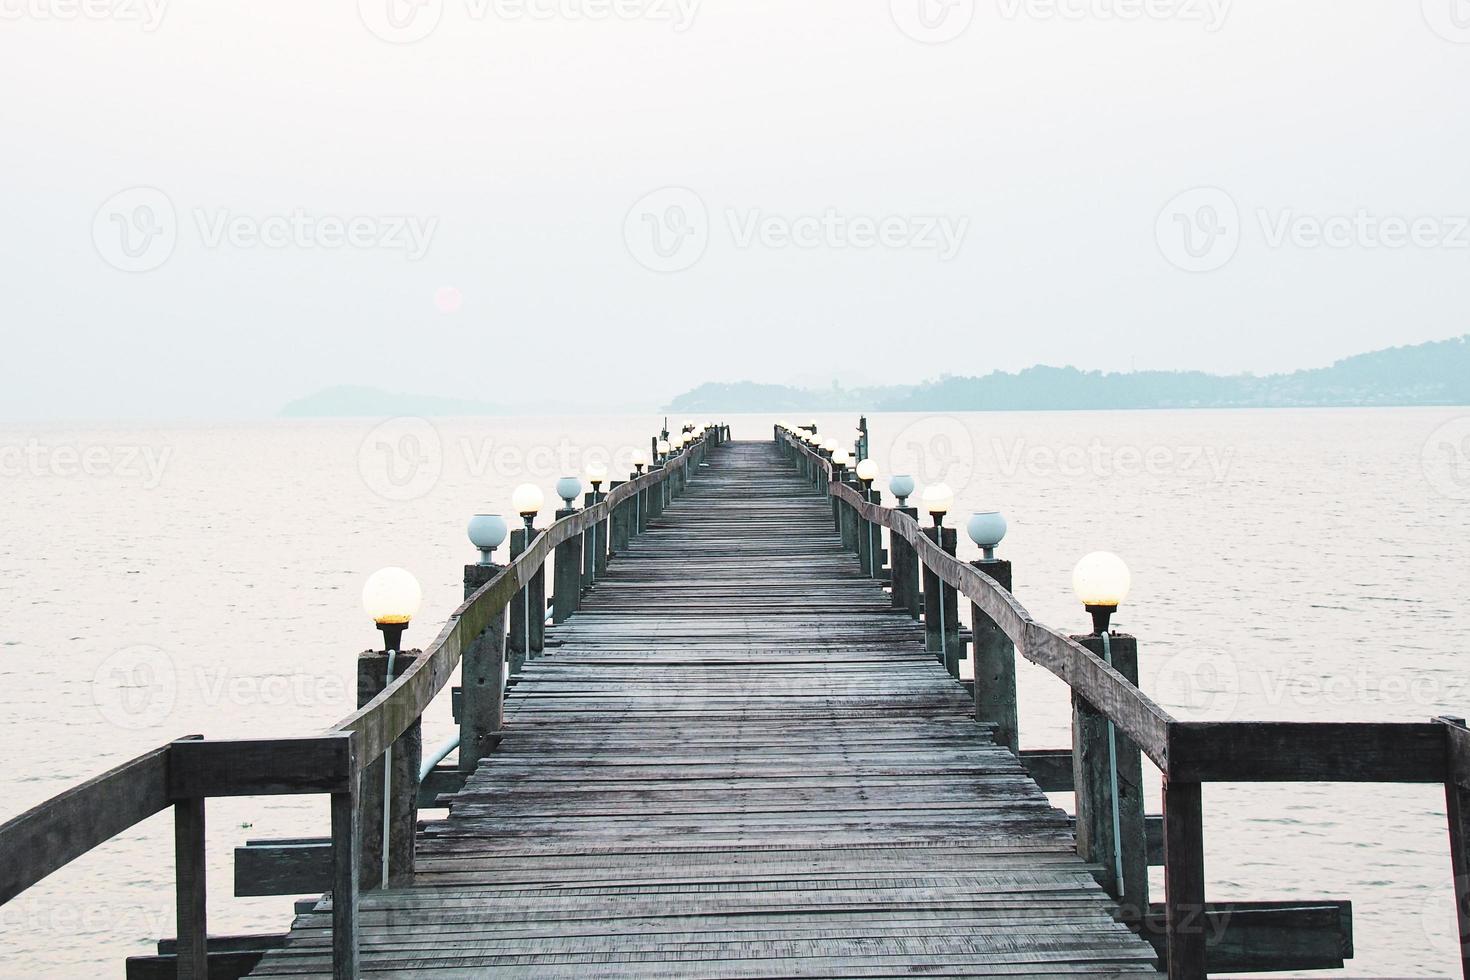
[250, 441, 1163, 978]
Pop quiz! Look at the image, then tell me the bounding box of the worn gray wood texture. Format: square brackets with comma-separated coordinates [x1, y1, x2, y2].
[248, 441, 1160, 978]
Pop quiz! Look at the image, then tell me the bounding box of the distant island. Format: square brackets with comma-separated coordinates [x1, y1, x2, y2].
[667, 335, 1470, 413]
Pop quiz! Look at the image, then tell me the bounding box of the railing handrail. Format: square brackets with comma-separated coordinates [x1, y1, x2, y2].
[782, 427, 1450, 785]
[785, 430, 1176, 767]
[328, 451, 693, 766]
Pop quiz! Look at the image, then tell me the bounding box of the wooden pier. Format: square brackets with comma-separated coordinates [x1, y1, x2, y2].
[1, 422, 1466, 978]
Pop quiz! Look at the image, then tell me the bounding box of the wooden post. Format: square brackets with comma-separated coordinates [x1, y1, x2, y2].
[863, 488, 884, 579]
[329, 782, 359, 980]
[855, 485, 872, 572]
[554, 507, 582, 623]
[173, 796, 207, 980]
[970, 559, 1018, 755]
[357, 650, 421, 890]
[610, 481, 631, 554]
[507, 527, 533, 674]
[461, 563, 506, 772]
[838, 478, 859, 552]
[921, 526, 963, 676]
[1071, 634, 1146, 913]
[1437, 715, 1470, 979]
[530, 535, 546, 655]
[595, 490, 610, 575]
[649, 469, 665, 518]
[1162, 778, 1207, 979]
[581, 493, 597, 594]
[891, 506, 921, 618]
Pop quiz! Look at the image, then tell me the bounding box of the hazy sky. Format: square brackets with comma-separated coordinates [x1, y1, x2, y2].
[2, 0, 1467, 419]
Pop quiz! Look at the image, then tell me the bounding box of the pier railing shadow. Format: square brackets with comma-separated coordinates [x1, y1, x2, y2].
[779, 422, 1469, 980]
[0, 424, 728, 980]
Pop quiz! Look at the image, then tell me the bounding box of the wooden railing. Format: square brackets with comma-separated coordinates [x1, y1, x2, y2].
[777, 422, 1469, 980]
[0, 423, 729, 980]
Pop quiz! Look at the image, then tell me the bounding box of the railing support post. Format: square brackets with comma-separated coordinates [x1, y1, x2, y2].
[855, 486, 873, 572]
[173, 796, 207, 980]
[461, 563, 507, 771]
[508, 527, 545, 669]
[329, 780, 360, 980]
[1162, 778, 1207, 979]
[595, 490, 610, 576]
[610, 481, 631, 555]
[891, 506, 921, 618]
[1072, 633, 1147, 914]
[970, 559, 1018, 755]
[921, 526, 963, 676]
[357, 650, 421, 890]
[555, 507, 583, 623]
[581, 493, 598, 594]
[1436, 715, 1470, 980]
[838, 479, 859, 552]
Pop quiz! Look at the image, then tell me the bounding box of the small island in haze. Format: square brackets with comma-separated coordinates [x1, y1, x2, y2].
[666, 335, 1470, 413]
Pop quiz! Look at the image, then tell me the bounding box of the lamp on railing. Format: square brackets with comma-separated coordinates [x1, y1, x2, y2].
[889, 474, 915, 506]
[555, 476, 582, 510]
[656, 438, 670, 463]
[921, 483, 953, 528]
[832, 447, 851, 479]
[362, 567, 422, 653]
[512, 483, 544, 530]
[1073, 551, 1131, 635]
[586, 462, 608, 494]
[632, 449, 648, 475]
[856, 458, 878, 491]
[966, 511, 1007, 561]
[467, 514, 508, 565]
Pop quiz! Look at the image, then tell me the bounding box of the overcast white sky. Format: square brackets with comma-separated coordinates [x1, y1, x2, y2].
[1, 0, 1467, 419]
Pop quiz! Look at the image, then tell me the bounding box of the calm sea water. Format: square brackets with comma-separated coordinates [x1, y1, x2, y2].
[2, 408, 1468, 977]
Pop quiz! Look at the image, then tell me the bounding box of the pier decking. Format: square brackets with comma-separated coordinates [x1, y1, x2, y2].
[249, 442, 1162, 977]
[9, 422, 1465, 979]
